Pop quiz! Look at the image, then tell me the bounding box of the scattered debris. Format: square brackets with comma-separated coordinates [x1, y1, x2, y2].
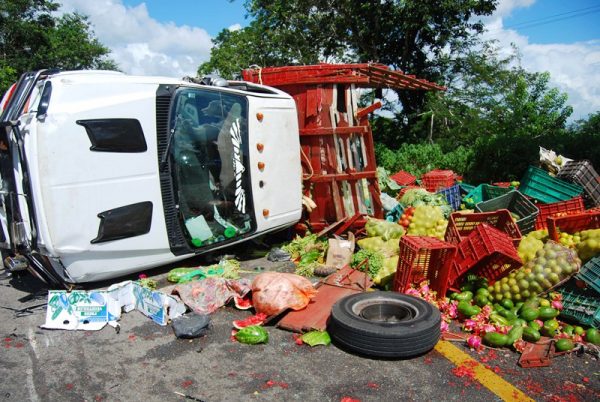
[41, 280, 185, 330]
[171, 313, 210, 339]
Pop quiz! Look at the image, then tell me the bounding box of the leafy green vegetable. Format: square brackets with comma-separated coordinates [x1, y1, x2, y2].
[301, 330, 331, 347]
[235, 325, 269, 345]
[377, 167, 402, 196]
[351, 249, 384, 278]
[400, 189, 452, 218]
[218, 259, 241, 279]
[282, 233, 327, 260]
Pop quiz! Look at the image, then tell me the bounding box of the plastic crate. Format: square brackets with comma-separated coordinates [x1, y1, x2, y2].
[449, 224, 522, 287]
[390, 170, 416, 186]
[459, 183, 476, 196]
[535, 196, 586, 230]
[475, 190, 539, 235]
[421, 169, 455, 192]
[575, 256, 600, 294]
[547, 211, 600, 242]
[557, 160, 600, 208]
[393, 236, 457, 298]
[462, 184, 512, 209]
[437, 184, 461, 211]
[558, 280, 600, 328]
[445, 209, 522, 247]
[519, 165, 583, 204]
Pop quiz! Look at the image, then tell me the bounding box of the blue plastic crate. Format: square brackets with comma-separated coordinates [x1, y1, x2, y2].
[437, 184, 461, 211]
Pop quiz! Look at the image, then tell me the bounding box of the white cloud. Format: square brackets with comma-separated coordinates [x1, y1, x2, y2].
[57, 0, 213, 77]
[481, 0, 600, 120]
[228, 23, 242, 32]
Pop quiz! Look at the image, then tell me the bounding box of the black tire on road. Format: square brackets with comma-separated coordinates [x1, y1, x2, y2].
[327, 291, 441, 358]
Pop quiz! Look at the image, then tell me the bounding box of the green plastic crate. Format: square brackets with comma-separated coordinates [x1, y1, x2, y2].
[475, 190, 539, 234]
[459, 183, 476, 196]
[558, 280, 600, 328]
[519, 165, 583, 204]
[576, 256, 600, 295]
[462, 184, 512, 209]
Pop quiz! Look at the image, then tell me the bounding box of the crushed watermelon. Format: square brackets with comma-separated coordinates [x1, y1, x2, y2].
[232, 313, 268, 329]
[234, 294, 253, 310]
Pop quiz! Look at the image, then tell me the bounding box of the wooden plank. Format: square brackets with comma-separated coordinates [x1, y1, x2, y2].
[277, 267, 372, 332]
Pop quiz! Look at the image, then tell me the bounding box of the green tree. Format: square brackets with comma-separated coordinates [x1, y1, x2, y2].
[204, 0, 497, 124]
[198, 21, 322, 79]
[554, 112, 600, 169]
[0, 0, 117, 94]
[406, 42, 573, 181]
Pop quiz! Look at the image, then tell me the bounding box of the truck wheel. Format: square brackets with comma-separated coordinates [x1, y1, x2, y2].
[327, 292, 441, 358]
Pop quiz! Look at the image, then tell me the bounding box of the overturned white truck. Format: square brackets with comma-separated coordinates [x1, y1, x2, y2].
[0, 70, 302, 285]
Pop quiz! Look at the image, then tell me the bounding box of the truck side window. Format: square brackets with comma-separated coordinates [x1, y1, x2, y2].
[170, 89, 253, 247]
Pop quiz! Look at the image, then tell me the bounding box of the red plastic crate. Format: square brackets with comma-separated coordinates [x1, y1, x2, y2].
[390, 170, 416, 186]
[393, 236, 457, 298]
[421, 169, 455, 192]
[397, 185, 423, 198]
[449, 224, 522, 287]
[535, 196, 586, 230]
[547, 211, 600, 242]
[445, 210, 522, 247]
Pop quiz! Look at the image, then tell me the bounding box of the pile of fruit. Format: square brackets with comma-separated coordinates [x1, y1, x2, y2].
[576, 228, 600, 262]
[490, 240, 581, 303]
[438, 277, 600, 352]
[406, 205, 448, 240]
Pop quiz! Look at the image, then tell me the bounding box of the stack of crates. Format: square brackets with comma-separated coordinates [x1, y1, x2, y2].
[421, 169, 455, 192]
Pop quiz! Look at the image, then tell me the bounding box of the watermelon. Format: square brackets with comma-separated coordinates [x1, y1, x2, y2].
[234, 294, 253, 310]
[234, 325, 269, 344]
[232, 313, 267, 329]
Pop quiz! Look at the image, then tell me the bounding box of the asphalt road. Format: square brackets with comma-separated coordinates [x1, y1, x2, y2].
[0, 252, 598, 402]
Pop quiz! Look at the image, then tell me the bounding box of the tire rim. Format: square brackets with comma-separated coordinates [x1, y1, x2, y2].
[352, 297, 419, 323]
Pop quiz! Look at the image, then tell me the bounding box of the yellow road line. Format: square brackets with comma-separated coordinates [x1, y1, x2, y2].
[435, 340, 534, 402]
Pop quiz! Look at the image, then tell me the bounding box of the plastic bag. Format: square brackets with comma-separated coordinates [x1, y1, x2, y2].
[171, 313, 210, 339]
[251, 272, 317, 316]
[380, 192, 400, 212]
[489, 241, 581, 301]
[356, 236, 399, 257]
[365, 217, 405, 240]
[539, 146, 573, 175]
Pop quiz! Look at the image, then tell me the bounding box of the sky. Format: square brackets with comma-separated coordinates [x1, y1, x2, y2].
[56, 0, 600, 120]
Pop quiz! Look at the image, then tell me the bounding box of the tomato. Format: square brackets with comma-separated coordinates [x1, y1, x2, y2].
[400, 219, 409, 227]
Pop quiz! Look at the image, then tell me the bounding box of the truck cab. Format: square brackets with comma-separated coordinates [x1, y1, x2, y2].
[0, 70, 301, 285]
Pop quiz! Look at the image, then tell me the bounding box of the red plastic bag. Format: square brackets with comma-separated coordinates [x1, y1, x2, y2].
[251, 272, 317, 316]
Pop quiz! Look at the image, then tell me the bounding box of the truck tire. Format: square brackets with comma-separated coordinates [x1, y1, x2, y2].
[327, 292, 441, 358]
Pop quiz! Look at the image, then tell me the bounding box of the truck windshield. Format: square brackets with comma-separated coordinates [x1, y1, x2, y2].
[169, 88, 253, 247]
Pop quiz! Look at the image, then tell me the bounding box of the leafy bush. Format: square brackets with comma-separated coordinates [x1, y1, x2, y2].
[374, 142, 473, 178]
